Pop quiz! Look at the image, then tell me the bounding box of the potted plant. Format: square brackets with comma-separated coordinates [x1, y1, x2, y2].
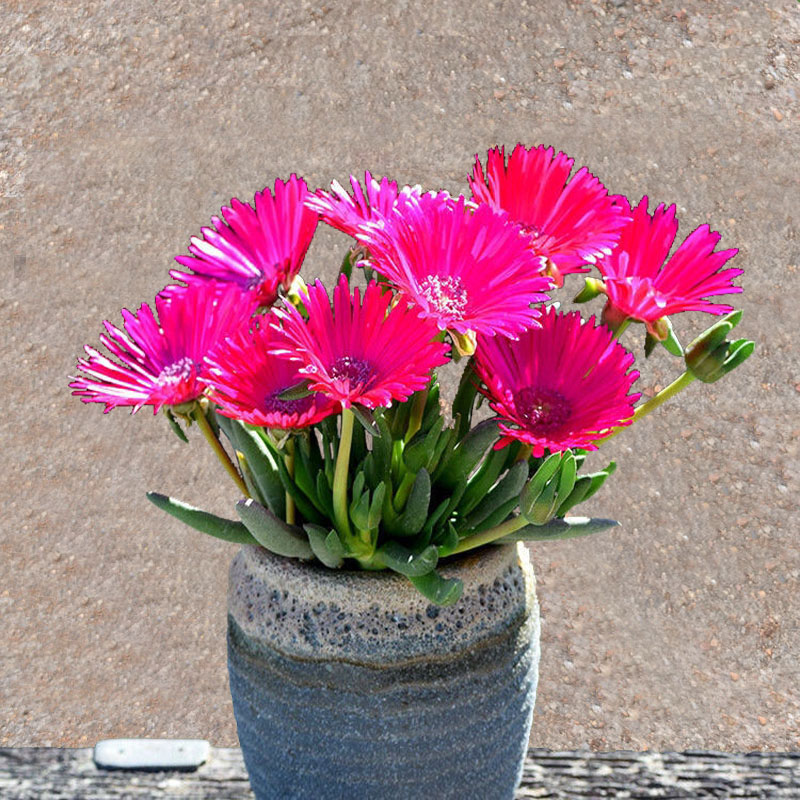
[70, 145, 753, 800]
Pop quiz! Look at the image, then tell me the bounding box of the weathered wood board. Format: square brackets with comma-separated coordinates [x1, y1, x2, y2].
[1, 747, 799, 798]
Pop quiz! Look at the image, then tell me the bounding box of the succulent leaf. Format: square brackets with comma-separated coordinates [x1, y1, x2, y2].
[236, 498, 314, 559]
[147, 492, 257, 545]
[375, 541, 438, 577]
[304, 524, 344, 568]
[408, 570, 463, 606]
[502, 516, 619, 542]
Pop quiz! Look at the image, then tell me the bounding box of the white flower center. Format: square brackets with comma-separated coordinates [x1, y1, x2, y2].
[418, 275, 468, 319]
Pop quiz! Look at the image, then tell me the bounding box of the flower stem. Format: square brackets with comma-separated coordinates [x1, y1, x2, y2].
[192, 405, 249, 497]
[613, 318, 631, 340]
[333, 408, 355, 538]
[596, 369, 697, 445]
[449, 515, 529, 556]
[404, 387, 429, 444]
[284, 437, 296, 525]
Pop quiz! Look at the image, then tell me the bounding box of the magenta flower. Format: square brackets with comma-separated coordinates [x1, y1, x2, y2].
[596, 196, 742, 335]
[171, 175, 319, 307]
[469, 144, 628, 286]
[357, 193, 552, 339]
[306, 171, 433, 241]
[70, 282, 257, 413]
[474, 307, 640, 456]
[202, 320, 339, 429]
[273, 275, 450, 409]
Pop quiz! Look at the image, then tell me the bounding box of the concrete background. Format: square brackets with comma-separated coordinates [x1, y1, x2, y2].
[1, 0, 798, 751]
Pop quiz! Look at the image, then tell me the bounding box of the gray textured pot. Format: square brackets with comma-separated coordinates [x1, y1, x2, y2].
[227, 542, 540, 800]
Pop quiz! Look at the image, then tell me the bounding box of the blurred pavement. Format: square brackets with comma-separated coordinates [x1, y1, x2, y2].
[1, 0, 799, 750]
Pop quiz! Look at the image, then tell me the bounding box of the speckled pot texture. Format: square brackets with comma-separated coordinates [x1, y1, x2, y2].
[227, 541, 540, 800]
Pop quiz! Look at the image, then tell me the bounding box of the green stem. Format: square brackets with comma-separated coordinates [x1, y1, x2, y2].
[192, 406, 249, 497]
[613, 318, 631, 340]
[333, 408, 355, 538]
[404, 387, 429, 444]
[514, 444, 533, 464]
[596, 370, 697, 445]
[450, 515, 529, 556]
[393, 471, 416, 512]
[284, 437, 296, 525]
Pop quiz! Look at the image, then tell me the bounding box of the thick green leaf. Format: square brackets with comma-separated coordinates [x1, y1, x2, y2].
[408, 570, 463, 606]
[315, 470, 334, 518]
[436, 522, 460, 557]
[421, 379, 442, 432]
[580, 461, 617, 504]
[164, 409, 189, 443]
[500, 516, 619, 542]
[403, 417, 444, 473]
[556, 475, 592, 517]
[390, 468, 431, 537]
[523, 477, 559, 525]
[452, 359, 479, 440]
[463, 460, 528, 531]
[217, 417, 285, 518]
[271, 451, 324, 524]
[352, 404, 381, 438]
[437, 419, 498, 489]
[557, 450, 577, 502]
[277, 381, 314, 401]
[423, 483, 466, 540]
[236, 498, 313, 559]
[469, 496, 520, 533]
[147, 492, 256, 545]
[519, 452, 563, 517]
[459, 447, 508, 517]
[367, 482, 386, 530]
[375, 541, 438, 577]
[304, 524, 344, 568]
[349, 485, 371, 532]
[660, 318, 683, 357]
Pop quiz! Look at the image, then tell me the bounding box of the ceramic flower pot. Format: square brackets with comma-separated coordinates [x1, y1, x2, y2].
[227, 541, 540, 800]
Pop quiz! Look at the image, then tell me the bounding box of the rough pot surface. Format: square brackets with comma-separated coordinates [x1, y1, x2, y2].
[227, 542, 540, 800]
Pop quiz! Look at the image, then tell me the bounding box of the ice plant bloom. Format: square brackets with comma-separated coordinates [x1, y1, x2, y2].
[474, 307, 641, 456]
[595, 195, 742, 337]
[70, 282, 257, 413]
[273, 275, 450, 409]
[469, 144, 629, 286]
[358, 193, 552, 340]
[202, 321, 339, 429]
[171, 175, 319, 307]
[306, 171, 441, 241]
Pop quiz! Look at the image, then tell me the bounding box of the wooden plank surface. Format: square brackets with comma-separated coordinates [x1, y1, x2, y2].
[1, 747, 799, 799]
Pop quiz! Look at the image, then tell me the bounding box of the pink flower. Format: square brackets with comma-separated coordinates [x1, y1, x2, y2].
[171, 175, 318, 307]
[306, 171, 435, 240]
[70, 282, 257, 413]
[273, 275, 450, 409]
[202, 320, 339, 429]
[596, 196, 742, 335]
[474, 307, 640, 456]
[469, 144, 628, 286]
[357, 193, 552, 339]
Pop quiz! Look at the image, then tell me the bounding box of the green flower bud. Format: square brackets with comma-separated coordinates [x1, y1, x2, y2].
[684, 311, 754, 383]
[573, 277, 605, 304]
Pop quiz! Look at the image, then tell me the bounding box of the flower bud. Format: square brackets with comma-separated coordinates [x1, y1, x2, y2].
[600, 299, 630, 335]
[573, 277, 605, 304]
[451, 329, 477, 358]
[684, 311, 754, 383]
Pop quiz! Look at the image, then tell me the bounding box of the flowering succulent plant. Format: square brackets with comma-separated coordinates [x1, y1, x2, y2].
[71, 146, 753, 605]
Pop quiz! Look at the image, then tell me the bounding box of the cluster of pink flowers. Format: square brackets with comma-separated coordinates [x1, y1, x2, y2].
[71, 144, 742, 455]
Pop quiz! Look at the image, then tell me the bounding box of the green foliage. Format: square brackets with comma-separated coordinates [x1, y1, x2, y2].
[147, 492, 257, 545]
[153, 379, 625, 603]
